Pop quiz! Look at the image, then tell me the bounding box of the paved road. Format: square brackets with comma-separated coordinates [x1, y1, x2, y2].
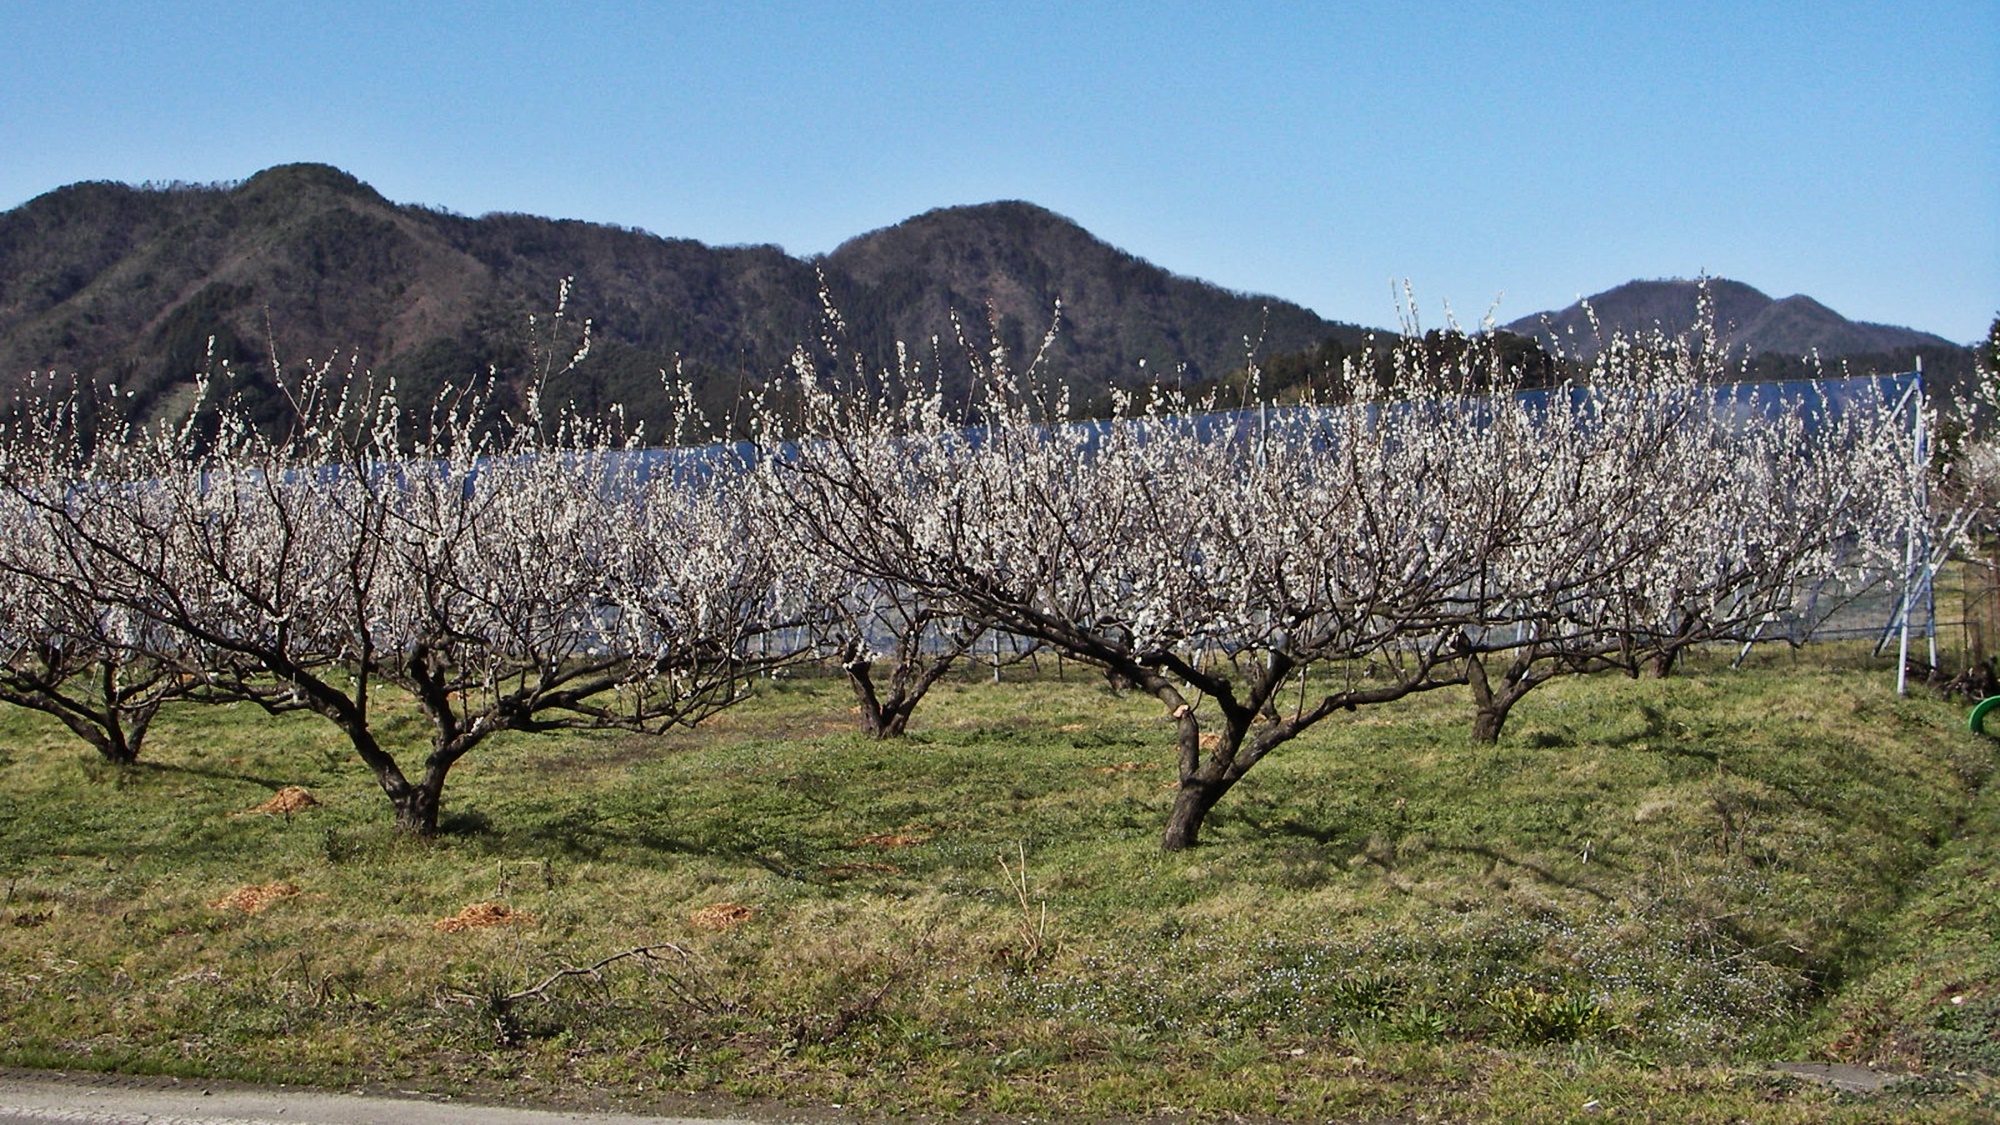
[2, 1062, 1923, 1123]
[0, 1073, 765, 1125]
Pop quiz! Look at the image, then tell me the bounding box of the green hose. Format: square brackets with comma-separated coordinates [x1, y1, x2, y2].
[1970, 696, 2000, 735]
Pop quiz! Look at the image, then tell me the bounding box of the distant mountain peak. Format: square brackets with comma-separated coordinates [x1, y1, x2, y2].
[1505, 277, 1956, 360]
[828, 200, 1134, 282]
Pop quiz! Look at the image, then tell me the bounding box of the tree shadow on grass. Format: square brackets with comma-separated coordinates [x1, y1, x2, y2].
[1253, 808, 1622, 908]
[493, 810, 841, 883]
[133, 759, 297, 792]
[1430, 841, 1619, 903]
[1264, 816, 1358, 848]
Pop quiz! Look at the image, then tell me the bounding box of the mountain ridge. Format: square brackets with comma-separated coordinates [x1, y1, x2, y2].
[0, 164, 1970, 428]
[0, 164, 1377, 426]
[1503, 278, 1959, 361]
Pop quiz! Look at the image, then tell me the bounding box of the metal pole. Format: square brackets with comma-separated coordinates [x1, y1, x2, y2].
[1898, 363, 1926, 695]
[1920, 359, 1939, 672]
[1928, 561, 1940, 671]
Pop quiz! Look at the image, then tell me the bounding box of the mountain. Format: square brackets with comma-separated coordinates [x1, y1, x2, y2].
[823, 203, 1354, 393]
[6, 167, 1965, 431]
[1504, 278, 1960, 361]
[0, 164, 1370, 430]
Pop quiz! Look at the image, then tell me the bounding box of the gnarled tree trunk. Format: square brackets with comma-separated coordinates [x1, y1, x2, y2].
[1466, 652, 1538, 745]
[841, 649, 915, 739]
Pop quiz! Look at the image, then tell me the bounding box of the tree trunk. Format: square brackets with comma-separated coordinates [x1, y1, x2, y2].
[877, 706, 911, 738]
[842, 654, 916, 739]
[98, 732, 140, 764]
[98, 660, 160, 764]
[1162, 775, 1232, 851]
[72, 727, 140, 764]
[1465, 654, 1512, 745]
[1, 674, 159, 765]
[1465, 651, 1542, 744]
[1471, 704, 1508, 745]
[335, 708, 445, 836]
[113, 703, 156, 763]
[390, 782, 442, 835]
[1154, 679, 1246, 850]
[1469, 681, 1527, 744]
[72, 709, 146, 763]
[49, 707, 142, 764]
[844, 656, 888, 737]
[95, 696, 159, 764]
[1466, 656, 1498, 744]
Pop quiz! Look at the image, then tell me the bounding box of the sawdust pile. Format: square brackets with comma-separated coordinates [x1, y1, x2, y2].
[433, 902, 536, 932]
[252, 786, 319, 814]
[689, 902, 756, 931]
[209, 882, 300, 913]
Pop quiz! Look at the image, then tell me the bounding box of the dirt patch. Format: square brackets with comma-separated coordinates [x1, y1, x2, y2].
[208, 882, 300, 913]
[853, 832, 928, 848]
[433, 902, 535, 932]
[251, 786, 318, 815]
[689, 902, 756, 931]
[1093, 761, 1151, 775]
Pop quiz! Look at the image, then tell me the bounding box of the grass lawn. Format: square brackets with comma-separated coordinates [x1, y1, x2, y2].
[1, 648, 1996, 1122]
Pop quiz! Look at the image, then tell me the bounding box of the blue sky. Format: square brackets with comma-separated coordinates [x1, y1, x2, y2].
[4, 1, 1995, 342]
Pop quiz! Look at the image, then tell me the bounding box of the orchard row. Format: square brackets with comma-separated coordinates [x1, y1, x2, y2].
[0, 307, 1926, 848]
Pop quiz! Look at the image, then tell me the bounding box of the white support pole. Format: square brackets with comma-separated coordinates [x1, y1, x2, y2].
[1897, 362, 1927, 695]
[1920, 359, 1940, 672]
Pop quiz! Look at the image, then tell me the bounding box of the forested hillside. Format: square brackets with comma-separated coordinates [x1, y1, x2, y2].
[3, 164, 1975, 433]
[0, 164, 1368, 431]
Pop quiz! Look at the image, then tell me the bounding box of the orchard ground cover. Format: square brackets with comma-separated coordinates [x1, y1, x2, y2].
[0, 648, 1996, 1123]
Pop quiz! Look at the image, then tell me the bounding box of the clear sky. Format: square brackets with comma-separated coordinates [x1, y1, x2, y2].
[3, 1, 1994, 342]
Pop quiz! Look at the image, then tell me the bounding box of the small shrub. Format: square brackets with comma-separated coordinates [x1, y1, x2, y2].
[1326, 971, 1402, 1022]
[1386, 1000, 1452, 1043]
[1486, 986, 1614, 1045]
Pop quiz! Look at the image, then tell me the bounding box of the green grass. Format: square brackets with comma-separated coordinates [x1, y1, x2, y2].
[1, 651, 1997, 1122]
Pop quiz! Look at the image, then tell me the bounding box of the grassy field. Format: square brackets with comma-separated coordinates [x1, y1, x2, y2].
[2, 649, 1997, 1123]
